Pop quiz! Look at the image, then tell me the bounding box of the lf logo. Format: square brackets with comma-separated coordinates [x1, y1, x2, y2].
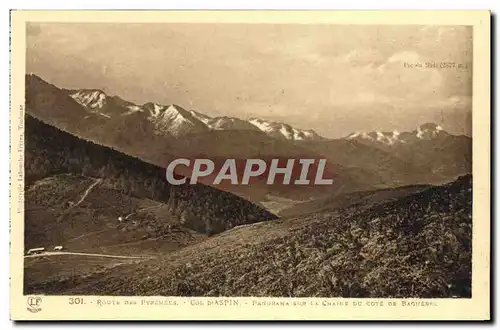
[27, 296, 42, 313]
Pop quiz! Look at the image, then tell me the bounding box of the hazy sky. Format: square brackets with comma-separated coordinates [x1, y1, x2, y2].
[26, 23, 472, 138]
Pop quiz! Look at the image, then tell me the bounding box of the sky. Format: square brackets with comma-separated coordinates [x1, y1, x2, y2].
[26, 23, 472, 138]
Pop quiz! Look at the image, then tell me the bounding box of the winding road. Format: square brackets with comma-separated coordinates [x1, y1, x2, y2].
[24, 251, 154, 259]
[72, 178, 103, 208]
[124, 203, 164, 220]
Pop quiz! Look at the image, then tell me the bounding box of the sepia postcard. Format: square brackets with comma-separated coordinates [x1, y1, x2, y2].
[9, 10, 491, 321]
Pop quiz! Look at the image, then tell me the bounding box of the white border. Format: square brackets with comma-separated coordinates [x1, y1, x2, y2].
[2, 1, 498, 329]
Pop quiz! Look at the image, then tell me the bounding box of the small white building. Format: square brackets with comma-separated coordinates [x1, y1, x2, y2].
[27, 247, 45, 255]
[54, 246, 63, 251]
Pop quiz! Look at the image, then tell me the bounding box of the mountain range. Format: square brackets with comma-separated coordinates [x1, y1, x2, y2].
[25, 73, 472, 204]
[65, 85, 324, 141]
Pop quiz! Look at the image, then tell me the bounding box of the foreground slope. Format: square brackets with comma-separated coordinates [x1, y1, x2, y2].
[26, 175, 472, 298]
[278, 183, 432, 217]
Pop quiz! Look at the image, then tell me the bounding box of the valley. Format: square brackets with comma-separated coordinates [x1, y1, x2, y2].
[22, 74, 473, 298]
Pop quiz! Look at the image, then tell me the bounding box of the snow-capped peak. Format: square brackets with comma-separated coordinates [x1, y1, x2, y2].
[189, 111, 262, 132]
[142, 102, 165, 118]
[248, 118, 322, 141]
[124, 104, 144, 115]
[140, 103, 211, 137]
[346, 123, 447, 146]
[347, 130, 402, 145]
[189, 110, 212, 125]
[416, 123, 445, 140]
[70, 90, 107, 109]
[162, 105, 192, 125]
[248, 118, 275, 133]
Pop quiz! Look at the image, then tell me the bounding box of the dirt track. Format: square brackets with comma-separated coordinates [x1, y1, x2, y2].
[24, 251, 154, 259]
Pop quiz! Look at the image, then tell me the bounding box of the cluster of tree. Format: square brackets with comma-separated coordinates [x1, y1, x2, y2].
[24, 114, 277, 235]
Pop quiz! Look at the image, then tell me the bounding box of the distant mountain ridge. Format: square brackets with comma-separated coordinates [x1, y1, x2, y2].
[345, 123, 450, 146]
[341, 121, 471, 180]
[26, 73, 472, 204]
[32, 73, 464, 145]
[66, 85, 324, 141]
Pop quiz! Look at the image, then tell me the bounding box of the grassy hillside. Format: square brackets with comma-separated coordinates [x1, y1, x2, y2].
[25, 173, 206, 253]
[278, 183, 432, 218]
[26, 175, 472, 298]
